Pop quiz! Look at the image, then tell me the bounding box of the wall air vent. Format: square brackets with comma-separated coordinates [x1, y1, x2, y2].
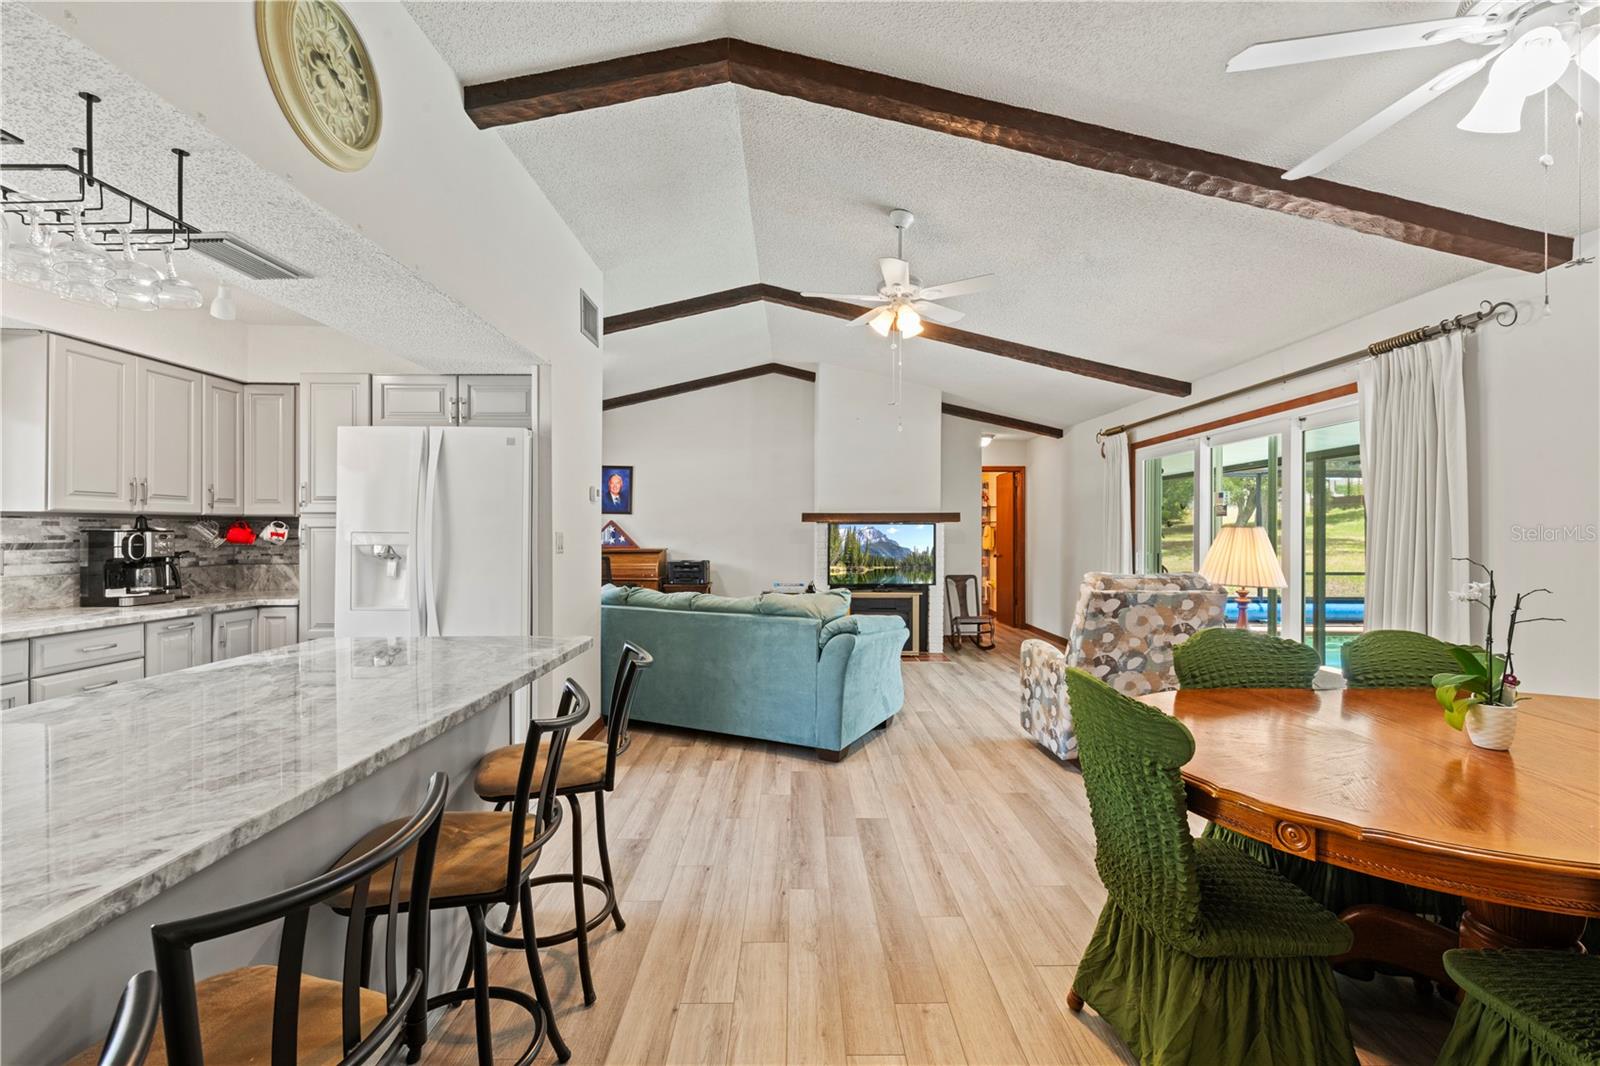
[579, 289, 599, 347]
[187, 233, 309, 281]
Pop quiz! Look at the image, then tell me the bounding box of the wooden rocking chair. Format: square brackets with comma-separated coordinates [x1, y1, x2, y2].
[945, 574, 996, 650]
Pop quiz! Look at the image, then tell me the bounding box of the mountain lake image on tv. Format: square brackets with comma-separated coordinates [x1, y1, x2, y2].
[828, 523, 936, 587]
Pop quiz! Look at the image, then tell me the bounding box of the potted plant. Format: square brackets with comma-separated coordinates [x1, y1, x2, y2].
[1433, 559, 1563, 750]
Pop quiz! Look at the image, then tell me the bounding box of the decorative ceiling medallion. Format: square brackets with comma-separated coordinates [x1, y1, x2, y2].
[255, 0, 381, 172]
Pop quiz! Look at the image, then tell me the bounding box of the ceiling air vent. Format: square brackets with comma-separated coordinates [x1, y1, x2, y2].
[187, 233, 309, 281]
[579, 289, 599, 347]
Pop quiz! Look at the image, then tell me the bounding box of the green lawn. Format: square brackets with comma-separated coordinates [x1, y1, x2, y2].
[1158, 500, 1365, 597]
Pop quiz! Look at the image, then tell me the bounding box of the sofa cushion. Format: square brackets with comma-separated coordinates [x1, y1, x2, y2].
[756, 588, 851, 622]
[689, 594, 765, 615]
[819, 613, 907, 649]
[616, 588, 702, 611]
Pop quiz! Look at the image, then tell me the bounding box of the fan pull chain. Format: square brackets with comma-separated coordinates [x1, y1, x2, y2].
[1540, 87, 1552, 316]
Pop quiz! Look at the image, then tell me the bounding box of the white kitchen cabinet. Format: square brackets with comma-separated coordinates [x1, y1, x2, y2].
[243, 384, 297, 515]
[212, 608, 258, 661]
[203, 376, 245, 514]
[136, 358, 204, 514]
[29, 659, 144, 703]
[373, 375, 456, 426]
[256, 607, 299, 651]
[144, 616, 211, 676]
[2, 640, 27, 684]
[0, 681, 27, 710]
[459, 375, 533, 429]
[298, 515, 337, 640]
[298, 374, 370, 514]
[46, 335, 139, 513]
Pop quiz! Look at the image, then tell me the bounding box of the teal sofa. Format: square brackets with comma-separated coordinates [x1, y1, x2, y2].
[600, 585, 908, 759]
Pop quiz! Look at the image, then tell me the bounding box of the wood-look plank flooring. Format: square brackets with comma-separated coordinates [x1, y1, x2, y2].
[430, 625, 1457, 1064]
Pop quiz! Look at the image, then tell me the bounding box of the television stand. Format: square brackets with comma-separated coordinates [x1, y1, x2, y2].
[849, 588, 927, 657]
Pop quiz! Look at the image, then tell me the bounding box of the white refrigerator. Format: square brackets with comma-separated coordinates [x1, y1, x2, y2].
[335, 426, 533, 639]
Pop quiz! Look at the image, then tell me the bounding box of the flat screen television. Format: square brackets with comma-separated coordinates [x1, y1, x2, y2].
[827, 522, 936, 588]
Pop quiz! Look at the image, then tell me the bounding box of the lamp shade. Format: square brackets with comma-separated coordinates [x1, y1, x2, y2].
[1201, 525, 1287, 589]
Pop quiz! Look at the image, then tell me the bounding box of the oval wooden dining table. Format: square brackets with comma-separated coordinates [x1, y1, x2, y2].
[1136, 686, 1600, 983]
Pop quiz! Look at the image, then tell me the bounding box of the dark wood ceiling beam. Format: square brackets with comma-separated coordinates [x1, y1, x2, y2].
[602, 283, 765, 334]
[940, 403, 1063, 439]
[606, 283, 1191, 396]
[465, 39, 1567, 273]
[603, 362, 814, 411]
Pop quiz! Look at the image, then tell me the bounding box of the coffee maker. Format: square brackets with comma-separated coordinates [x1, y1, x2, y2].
[80, 516, 190, 607]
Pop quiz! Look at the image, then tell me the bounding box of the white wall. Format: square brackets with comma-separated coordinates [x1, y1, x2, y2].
[983, 438, 1028, 467]
[814, 364, 942, 510]
[602, 374, 815, 596]
[246, 325, 423, 381]
[39, 3, 608, 701]
[941, 415, 982, 624]
[1041, 253, 1600, 696]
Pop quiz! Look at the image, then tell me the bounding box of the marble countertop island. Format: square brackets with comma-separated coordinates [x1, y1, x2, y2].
[0, 634, 590, 979]
[0, 591, 302, 641]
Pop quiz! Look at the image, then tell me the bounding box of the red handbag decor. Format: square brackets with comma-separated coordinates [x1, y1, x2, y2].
[224, 520, 257, 545]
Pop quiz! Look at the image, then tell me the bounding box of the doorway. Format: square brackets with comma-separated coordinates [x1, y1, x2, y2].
[982, 466, 1026, 627]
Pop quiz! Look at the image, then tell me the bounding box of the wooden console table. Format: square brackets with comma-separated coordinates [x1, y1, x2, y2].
[603, 547, 666, 590]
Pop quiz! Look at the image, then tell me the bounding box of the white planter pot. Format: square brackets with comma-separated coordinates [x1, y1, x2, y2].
[1466, 703, 1517, 750]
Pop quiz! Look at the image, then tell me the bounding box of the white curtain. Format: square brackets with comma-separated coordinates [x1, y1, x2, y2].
[1357, 332, 1470, 642]
[1101, 433, 1133, 574]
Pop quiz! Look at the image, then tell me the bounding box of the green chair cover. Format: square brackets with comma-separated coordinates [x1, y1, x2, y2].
[1341, 629, 1463, 688]
[1173, 628, 1321, 689]
[1064, 668, 1357, 1066]
[1437, 950, 1600, 1066]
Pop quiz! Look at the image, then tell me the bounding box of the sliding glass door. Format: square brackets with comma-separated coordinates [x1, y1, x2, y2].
[1134, 400, 1365, 661]
[1302, 419, 1365, 666]
[1139, 449, 1199, 574]
[1209, 430, 1285, 636]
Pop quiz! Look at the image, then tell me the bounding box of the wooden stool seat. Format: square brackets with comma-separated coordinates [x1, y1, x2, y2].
[70, 966, 387, 1066]
[332, 812, 545, 906]
[474, 738, 608, 801]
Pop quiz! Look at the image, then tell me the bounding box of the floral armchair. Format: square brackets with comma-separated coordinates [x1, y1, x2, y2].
[1020, 572, 1226, 760]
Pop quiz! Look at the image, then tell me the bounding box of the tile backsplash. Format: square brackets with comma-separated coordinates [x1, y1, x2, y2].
[1, 513, 299, 612]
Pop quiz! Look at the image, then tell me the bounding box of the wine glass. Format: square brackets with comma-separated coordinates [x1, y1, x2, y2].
[104, 228, 161, 309]
[154, 248, 203, 310]
[0, 209, 51, 286]
[47, 206, 112, 281]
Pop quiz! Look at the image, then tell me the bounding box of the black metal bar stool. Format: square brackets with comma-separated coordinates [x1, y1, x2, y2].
[65, 772, 449, 1066]
[88, 971, 161, 1066]
[471, 643, 653, 1006]
[335, 682, 588, 1066]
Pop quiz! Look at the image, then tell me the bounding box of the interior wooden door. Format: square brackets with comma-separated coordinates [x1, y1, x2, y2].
[993, 471, 1018, 624]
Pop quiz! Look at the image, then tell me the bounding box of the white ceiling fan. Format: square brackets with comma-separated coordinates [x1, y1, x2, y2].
[1228, 1, 1600, 180]
[801, 209, 994, 339]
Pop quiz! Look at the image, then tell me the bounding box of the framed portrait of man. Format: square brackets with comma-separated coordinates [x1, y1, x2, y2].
[601, 465, 633, 514]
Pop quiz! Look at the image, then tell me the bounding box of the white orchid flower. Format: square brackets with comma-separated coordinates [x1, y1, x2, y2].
[1449, 581, 1491, 604]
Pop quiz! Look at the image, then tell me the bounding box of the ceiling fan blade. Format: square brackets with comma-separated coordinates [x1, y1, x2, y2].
[1458, 76, 1529, 133]
[879, 257, 910, 288]
[800, 291, 887, 305]
[1283, 51, 1500, 180]
[910, 300, 965, 325]
[1227, 15, 1492, 73]
[850, 304, 889, 325]
[916, 274, 996, 301]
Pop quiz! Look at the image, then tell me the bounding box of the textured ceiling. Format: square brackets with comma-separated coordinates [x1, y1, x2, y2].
[1, 7, 532, 372]
[408, 1, 1592, 426]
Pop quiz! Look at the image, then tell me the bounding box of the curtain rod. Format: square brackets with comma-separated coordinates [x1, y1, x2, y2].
[1096, 299, 1519, 443]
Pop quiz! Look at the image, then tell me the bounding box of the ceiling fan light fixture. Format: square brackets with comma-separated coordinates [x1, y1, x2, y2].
[1459, 25, 1574, 132]
[868, 306, 895, 337]
[895, 306, 924, 337]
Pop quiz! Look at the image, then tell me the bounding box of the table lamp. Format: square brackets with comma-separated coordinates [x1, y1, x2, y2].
[1201, 525, 1287, 630]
